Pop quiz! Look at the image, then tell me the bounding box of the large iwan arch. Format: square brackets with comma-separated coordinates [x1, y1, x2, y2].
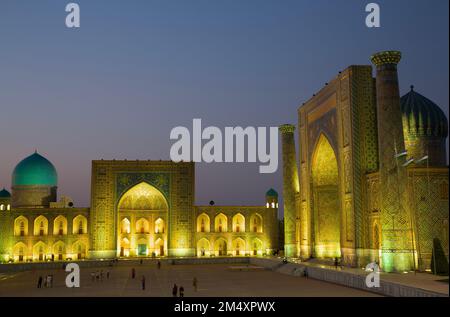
[311, 134, 341, 258]
[117, 182, 169, 258]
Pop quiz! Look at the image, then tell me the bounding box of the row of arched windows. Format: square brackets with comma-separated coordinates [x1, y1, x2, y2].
[120, 217, 165, 234]
[14, 215, 88, 237]
[13, 240, 87, 262]
[196, 213, 263, 233]
[197, 237, 264, 256]
[0, 204, 11, 211]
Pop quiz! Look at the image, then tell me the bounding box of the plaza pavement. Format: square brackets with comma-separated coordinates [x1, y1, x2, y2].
[0, 262, 379, 297]
[291, 258, 449, 296]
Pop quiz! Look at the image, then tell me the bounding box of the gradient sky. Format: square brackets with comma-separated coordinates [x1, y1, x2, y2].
[0, 0, 448, 213]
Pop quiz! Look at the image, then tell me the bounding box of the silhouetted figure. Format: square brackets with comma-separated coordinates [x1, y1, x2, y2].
[334, 257, 339, 270]
[303, 267, 308, 279]
[37, 276, 43, 288]
[157, 260, 161, 270]
[107, 271, 110, 279]
[193, 277, 198, 292]
[172, 284, 178, 297]
[141, 276, 146, 290]
[131, 268, 136, 279]
[179, 286, 184, 297]
[140, 259, 143, 265]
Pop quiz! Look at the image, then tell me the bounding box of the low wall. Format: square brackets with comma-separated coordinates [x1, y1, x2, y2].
[0, 257, 251, 273]
[0, 259, 116, 273]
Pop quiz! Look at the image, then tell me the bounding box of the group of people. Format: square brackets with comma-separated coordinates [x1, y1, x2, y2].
[131, 260, 163, 291]
[37, 275, 53, 288]
[130, 267, 147, 290]
[172, 277, 198, 297]
[131, 261, 199, 296]
[172, 284, 184, 297]
[35, 258, 201, 295]
[91, 269, 110, 282]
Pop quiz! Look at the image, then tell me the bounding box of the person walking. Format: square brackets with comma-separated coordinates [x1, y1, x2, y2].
[37, 276, 43, 289]
[141, 276, 146, 290]
[303, 267, 308, 279]
[179, 286, 184, 297]
[157, 260, 161, 270]
[193, 277, 198, 292]
[131, 268, 136, 279]
[172, 284, 178, 297]
[106, 270, 110, 279]
[334, 257, 339, 270]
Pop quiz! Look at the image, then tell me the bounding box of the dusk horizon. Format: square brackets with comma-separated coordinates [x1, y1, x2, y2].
[1, 0, 448, 210]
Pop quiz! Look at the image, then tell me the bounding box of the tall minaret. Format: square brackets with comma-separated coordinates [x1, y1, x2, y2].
[279, 124, 299, 258]
[371, 51, 414, 272]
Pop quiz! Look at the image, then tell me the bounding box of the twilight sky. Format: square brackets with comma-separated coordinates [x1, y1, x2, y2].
[0, 0, 448, 212]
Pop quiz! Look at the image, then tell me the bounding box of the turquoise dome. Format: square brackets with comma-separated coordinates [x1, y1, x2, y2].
[401, 86, 448, 139]
[0, 188, 11, 198]
[12, 152, 58, 187]
[266, 188, 278, 197]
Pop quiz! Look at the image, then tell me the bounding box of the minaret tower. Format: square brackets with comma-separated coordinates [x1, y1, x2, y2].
[279, 124, 299, 258]
[265, 188, 279, 254]
[371, 51, 414, 272]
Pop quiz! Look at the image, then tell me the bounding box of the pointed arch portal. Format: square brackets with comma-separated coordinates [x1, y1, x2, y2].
[311, 134, 341, 258]
[117, 182, 169, 257]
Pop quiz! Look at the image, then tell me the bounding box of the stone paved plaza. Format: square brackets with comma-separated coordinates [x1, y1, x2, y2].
[0, 262, 379, 297]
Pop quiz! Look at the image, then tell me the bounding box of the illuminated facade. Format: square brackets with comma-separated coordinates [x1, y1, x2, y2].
[281, 51, 449, 272]
[0, 156, 279, 262]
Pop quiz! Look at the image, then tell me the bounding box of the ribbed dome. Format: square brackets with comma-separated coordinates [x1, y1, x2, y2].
[401, 86, 448, 139]
[266, 188, 278, 197]
[0, 188, 11, 198]
[12, 152, 58, 187]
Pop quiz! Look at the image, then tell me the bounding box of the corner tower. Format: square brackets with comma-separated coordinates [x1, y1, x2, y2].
[279, 124, 299, 258]
[265, 188, 279, 253]
[371, 51, 414, 272]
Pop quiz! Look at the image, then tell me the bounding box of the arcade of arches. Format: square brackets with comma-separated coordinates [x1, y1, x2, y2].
[8, 213, 89, 262]
[1, 160, 279, 262]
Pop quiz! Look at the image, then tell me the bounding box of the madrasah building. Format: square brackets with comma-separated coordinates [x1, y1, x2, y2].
[0, 50, 448, 273]
[0, 157, 279, 262]
[280, 50, 448, 272]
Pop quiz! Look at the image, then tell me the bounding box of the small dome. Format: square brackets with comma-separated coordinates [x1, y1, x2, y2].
[12, 152, 58, 187]
[0, 188, 11, 198]
[266, 188, 278, 197]
[401, 86, 448, 139]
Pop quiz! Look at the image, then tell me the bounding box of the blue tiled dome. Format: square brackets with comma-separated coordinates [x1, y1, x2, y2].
[401, 86, 448, 139]
[0, 188, 11, 198]
[12, 152, 58, 187]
